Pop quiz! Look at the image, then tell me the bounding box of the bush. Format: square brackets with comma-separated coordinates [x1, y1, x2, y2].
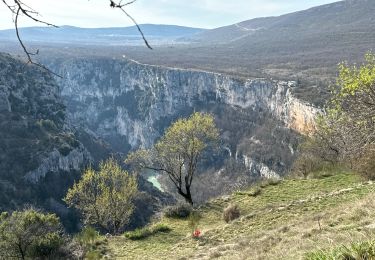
[124, 227, 152, 240]
[249, 187, 262, 197]
[152, 223, 172, 233]
[64, 158, 138, 235]
[74, 226, 107, 259]
[124, 224, 171, 240]
[223, 204, 241, 223]
[0, 209, 64, 259]
[29, 233, 64, 258]
[354, 145, 375, 180]
[163, 203, 192, 219]
[75, 226, 100, 248]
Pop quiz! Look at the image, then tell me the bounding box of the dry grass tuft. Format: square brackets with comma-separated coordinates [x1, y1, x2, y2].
[223, 204, 241, 223]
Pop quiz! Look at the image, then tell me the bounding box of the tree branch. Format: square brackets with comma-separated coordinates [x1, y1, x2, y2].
[109, 0, 152, 49]
[2, 0, 152, 78]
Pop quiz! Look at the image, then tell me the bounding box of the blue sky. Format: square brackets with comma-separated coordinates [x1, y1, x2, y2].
[0, 0, 340, 30]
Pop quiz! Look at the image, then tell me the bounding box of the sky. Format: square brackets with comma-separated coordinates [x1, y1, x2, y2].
[0, 0, 341, 30]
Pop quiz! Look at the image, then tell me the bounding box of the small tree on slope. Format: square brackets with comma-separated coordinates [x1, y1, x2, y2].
[64, 158, 138, 235]
[126, 112, 219, 205]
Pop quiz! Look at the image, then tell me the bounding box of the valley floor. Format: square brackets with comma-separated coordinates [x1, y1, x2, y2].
[105, 171, 375, 259]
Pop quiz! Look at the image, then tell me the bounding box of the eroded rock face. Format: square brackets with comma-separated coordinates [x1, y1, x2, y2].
[24, 147, 91, 183]
[0, 54, 171, 231]
[0, 53, 92, 226]
[48, 58, 319, 192]
[52, 58, 318, 148]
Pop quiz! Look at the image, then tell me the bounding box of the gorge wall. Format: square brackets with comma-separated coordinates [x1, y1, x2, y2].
[47, 57, 320, 201]
[0, 53, 172, 230]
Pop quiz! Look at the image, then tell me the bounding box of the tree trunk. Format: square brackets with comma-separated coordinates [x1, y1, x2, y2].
[185, 187, 193, 206]
[178, 188, 193, 206]
[18, 244, 25, 260]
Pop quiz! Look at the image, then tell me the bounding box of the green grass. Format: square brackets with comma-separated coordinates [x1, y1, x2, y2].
[306, 240, 375, 260]
[106, 170, 375, 259]
[124, 224, 171, 240]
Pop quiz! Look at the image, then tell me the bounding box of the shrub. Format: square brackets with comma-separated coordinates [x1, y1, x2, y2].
[124, 224, 171, 240]
[75, 226, 100, 248]
[223, 204, 241, 223]
[64, 158, 138, 235]
[354, 145, 375, 180]
[29, 233, 63, 258]
[249, 187, 262, 197]
[73, 226, 107, 259]
[124, 227, 152, 240]
[235, 187, 261, 197]
[152, 223, 171, 233]
[163, 203, 192, 219]
[0, 209, 63, 259]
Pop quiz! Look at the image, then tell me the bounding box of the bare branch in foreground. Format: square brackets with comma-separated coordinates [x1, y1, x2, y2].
[1, 0, 152, 77]
[2, 0, 62, 77]
[109, 0, 153, 49]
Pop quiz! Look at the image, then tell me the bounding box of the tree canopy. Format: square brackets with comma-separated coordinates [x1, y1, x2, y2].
[126, 112, 220, 205]
[297, 53, 375, 178]
[0, 209, 63, 260]
[64, 158, 138, 234]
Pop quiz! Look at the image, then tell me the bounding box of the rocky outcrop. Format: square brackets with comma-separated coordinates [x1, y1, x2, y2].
[25, 146, 91, 183]
[243, 156, 280, 179]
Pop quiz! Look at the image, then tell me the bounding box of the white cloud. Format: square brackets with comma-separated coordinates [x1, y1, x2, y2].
[0, 0, 339, 30]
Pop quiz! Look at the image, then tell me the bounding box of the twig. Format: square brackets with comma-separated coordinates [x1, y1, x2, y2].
[1, 0, 152, 78]
[3, 0, 62, 77]
[109, 0, 152, 49]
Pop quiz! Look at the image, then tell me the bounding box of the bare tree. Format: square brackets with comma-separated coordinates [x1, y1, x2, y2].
[1, 0, 151, 76]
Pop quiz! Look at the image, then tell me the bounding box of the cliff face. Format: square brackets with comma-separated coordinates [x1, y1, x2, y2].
[53, 58, 318, 145]
[0, 51, 318, 213]
[0, 53, 92, 223]
[0, 54, 171, 230]
[49, 57, 319, 200]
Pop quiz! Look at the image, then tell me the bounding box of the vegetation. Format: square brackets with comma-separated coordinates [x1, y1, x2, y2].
[64, 158, 138, 234]
[297, 53, 375, 180]
[126, 112, 219, 205]
[104, 170, 375, 259]
[0, 209, 63, 260]
[188, 210, 202, 235]
[73, 226, 109, 259]
[163, 203, 193, 219]
[124, 224, 171, 240]
[306, 240, 375, 260]
[223, 204, 241, 223]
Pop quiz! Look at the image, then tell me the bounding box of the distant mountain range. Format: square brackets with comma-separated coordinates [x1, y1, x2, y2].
[188, 0, 375, 45]
[0, 24, 206, 45]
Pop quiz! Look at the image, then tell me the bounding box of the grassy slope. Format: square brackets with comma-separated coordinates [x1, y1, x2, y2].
[106, 171, 375, 259]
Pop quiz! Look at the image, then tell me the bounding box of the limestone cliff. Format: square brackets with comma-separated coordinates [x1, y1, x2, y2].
[52, 58, 318, 145]
[0, 53, 171, 230]
[0, 53, 91, 225]
[47, 57, 318, 200]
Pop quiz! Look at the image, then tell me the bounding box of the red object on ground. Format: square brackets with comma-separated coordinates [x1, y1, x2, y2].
[193, 229, 201, 237]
